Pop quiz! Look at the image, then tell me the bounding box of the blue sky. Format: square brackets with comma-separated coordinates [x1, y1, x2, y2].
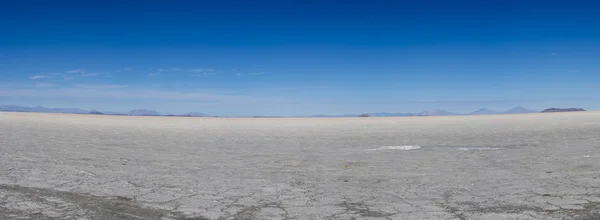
[1, 0, 599, 116]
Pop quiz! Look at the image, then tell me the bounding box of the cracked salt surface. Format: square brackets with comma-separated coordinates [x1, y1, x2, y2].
[3, 111, 600, 219]
[367, 145, 422, 151]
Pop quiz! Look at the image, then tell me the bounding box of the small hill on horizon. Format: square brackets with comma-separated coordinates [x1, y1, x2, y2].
[182, 112, 210, 117]
[87, 110, 104, 115]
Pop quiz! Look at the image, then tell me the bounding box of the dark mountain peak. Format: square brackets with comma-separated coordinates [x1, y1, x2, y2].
[88, 110, 104, 115]
[541, 108, 585, 113]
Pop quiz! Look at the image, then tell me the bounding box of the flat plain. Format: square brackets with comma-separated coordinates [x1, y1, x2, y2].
[1, 111, 600, 220]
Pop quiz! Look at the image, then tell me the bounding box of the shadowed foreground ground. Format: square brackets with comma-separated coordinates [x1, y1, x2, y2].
[1, 112, 600, 219]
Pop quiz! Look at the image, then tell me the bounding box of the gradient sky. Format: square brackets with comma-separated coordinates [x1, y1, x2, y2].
[1, 0, 599, 116]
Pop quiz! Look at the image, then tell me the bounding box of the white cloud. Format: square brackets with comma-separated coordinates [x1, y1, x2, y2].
[29, 69, 107, 81]
[148, 73, 159, 76]
[236, 73, 241, 76]
[29, 75, 48, 80]
[66, 69, 83, 74]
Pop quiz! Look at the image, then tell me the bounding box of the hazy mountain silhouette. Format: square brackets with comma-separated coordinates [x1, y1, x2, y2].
[418, 109, 460, 116]
[0, 105, 34, 112]
[0, 105, 87, 114]
[127, 109, 161, 116]
[469, 108, 498, 115]
[369, 112, 415, 117]
[501, 106, 536, 114]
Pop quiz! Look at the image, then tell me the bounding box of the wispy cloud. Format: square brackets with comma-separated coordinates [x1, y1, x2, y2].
[189, 68, 219, 76]
[190, 68, 215, 73]
[157, 68, 182, 72]
[149, 68, 184, 76]
[80, 72, 100, 77]
[115, 68, 133, 72]
[248, 72, 265, 76]
[66, 69, 83, 74]
[28, 69, 108, 80]
[0, 84, 275, 106]
[29, 75, 48, 80]
[35, 83, 55, 88]
[73, 84, 127, 89]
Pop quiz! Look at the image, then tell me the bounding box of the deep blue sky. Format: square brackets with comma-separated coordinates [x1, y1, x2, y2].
[1, 0, 599, 116]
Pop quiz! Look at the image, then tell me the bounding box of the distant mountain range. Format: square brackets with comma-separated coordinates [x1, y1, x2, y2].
[416, 106, 537, 116]
[0, 104, 556, 118]
[312, 106, 538, 117]
[0, 105, 89, 114]
[0, 105, 208, 117]
[467, 106, 537, 115]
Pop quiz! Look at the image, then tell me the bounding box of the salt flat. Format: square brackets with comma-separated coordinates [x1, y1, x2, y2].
[1, 111, 600, 220]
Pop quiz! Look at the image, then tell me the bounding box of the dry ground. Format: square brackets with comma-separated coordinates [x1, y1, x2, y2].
[1, 111, 600, 220]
